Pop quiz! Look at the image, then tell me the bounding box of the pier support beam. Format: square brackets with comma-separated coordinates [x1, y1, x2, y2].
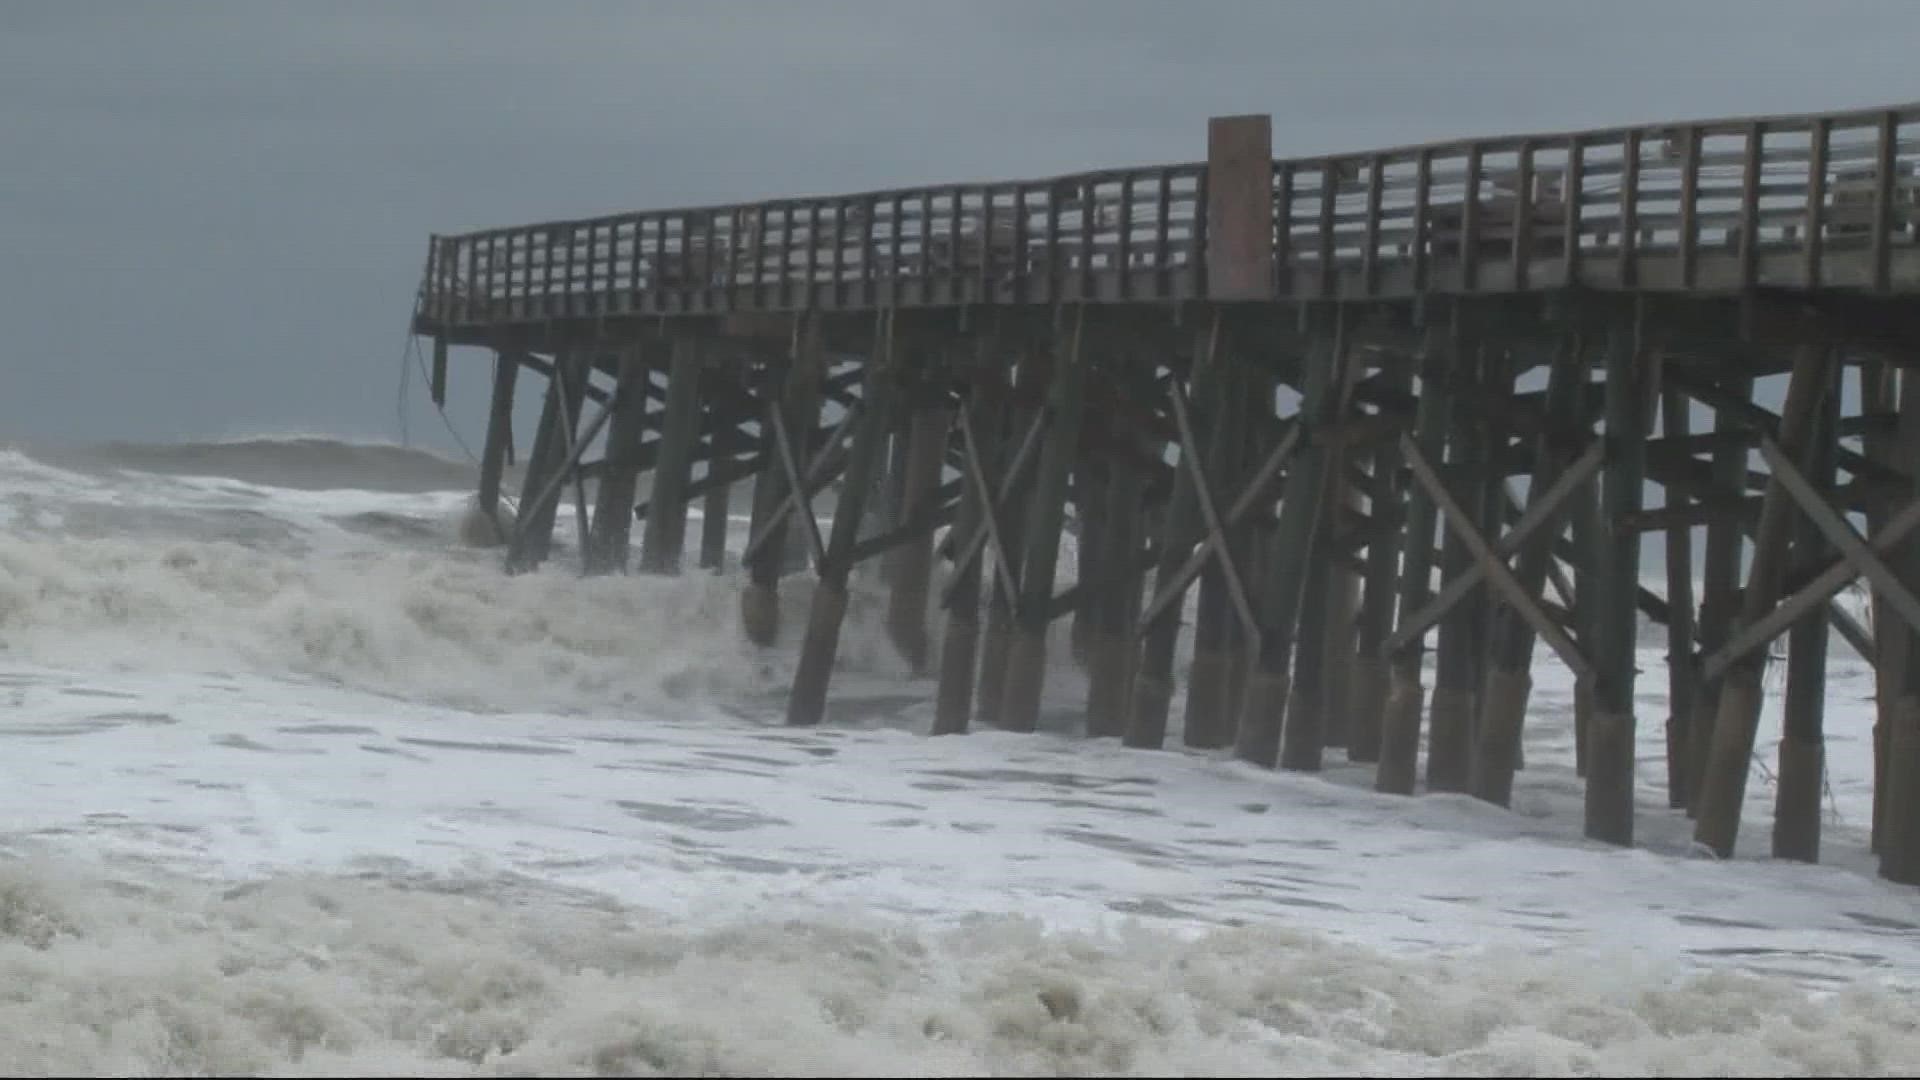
[641, 334, 704, 574]
[885, 386, 952, 674]
[700, 456, 732, 570]
[1660, 381, 1699, 810]
[507, 349, 589, 573]
[1862, 360, 1902, 854]
[586, 344, 652, 574]
[1000, 311, 1087, 733]
[975, 343, 1036, 726]
[476, 348, 521, 544]
[1472, 337, 1584, 806]
[1185, 359, 1254, 749]
[787, 325, 899, 728]
[1377, 322, 1451, 795]
[742, 325, 825, 645]
[1347, 356, 1410, 763]
[1126, 336, 1218, 750]
[1688, 375, 1753, 811]
[1585, 319, 1650, 847]
[1086, 449, 1145, 737]
[934, 337, 1008, 736]
[1774, 360, 1840, 863]
[1238, 326, 1338, 770]
[1882, 369, 1920, 884]
[1694, 343, 1831, 857]
[1427, 329, 1485, 793]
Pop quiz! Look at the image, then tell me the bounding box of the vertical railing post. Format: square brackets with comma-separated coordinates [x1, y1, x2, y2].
[1874, 109, 1898, 293]
[1411, 149, 1432, 292]
[1461, 144, 1484, 290]
[1362, 154, 1384, 296]
[1512, 139, 1535, 289]
[1739, 122, 1764, 289]
[1562, 134, 1585, 286]
[1804, 118, 1829, 288]
[1678, 126, 1701, 290]
[1619, 131, 1641, 287]
[1317, 160, 1338, 298]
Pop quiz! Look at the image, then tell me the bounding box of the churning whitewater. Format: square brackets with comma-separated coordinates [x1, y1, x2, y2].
[1, 437, 1919, 1077]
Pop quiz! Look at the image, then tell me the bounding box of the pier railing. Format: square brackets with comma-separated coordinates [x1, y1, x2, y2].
[418, 102, 1920, 327]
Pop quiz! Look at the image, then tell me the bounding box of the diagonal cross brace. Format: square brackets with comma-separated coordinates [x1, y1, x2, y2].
[1385, 438, 1604, 655]
[1759, 434, 1920, 639]
[938, 403, 1047, 609]
[952, 401, 1025, 612]
[1702, 497, 1920, 682]
[740, 400, 860, 567]
[1698, 450, 1920, 682]
[507, 362, 616, 571]
[1400, 434, 1595, 683]
[767, 402, 830, 572]
[1134, 422, 1302, 632]
[1168, 378, 1261, 643]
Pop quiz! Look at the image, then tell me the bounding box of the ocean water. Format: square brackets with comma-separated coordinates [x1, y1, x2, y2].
[0, 436, 1917, 1076]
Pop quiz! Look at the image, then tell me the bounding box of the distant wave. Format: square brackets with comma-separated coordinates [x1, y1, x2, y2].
[0, 523, 918, 715]
[0, 852, 1907, 1077]
[20, 436, 485, 494]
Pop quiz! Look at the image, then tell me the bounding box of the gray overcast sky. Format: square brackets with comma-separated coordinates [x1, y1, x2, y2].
[3, 0, 1918, 454]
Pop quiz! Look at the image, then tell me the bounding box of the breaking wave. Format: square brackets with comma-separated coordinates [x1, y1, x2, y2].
[0, 852, 1911, 1078]
[0, 526, 917, 715]
[16, 436, 483, 494]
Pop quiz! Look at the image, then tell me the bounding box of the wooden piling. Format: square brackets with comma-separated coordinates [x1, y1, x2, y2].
[1882, 367, 1920, 884]
[1000, 310, 1088, 733]
[585, 345, 653, 575]
[787, 323, 899, 728]
[1586, 318, 1649, 847]
[1694, 343, 1830, 858]
[1569, 465, 1601, 781]
[742, 324, 825, 646]
[1427, 333, 1484, 793]
[976, 344, 1044, 728]
[1347, 357, 1409, 764]
[885, 387, 951, 674]
[477, 348, 521, 543]
[1687, 375, 1753, 812]
[1086, 443, 1146, 737]
[1069, 460, 1107, 669]
[640, 334, 704, 574]
[1472, 337, 1584, 806]
[1377, 322, 1452, 794]
[700, 457, 732, 570]
[1125, 338, 1217, 750]
[934, 339, 1005, 736]
[1861, 359, 1902, 853]
[1184, 359, 1251, 749]
[1239, 327, 1338, 770]
[1660, 381, 1699, 809]
[1774, 359, 1838, 863]
[507, 349, 588, 572]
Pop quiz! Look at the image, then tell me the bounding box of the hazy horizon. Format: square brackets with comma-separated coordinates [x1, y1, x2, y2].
[8, 1, 1920, 457]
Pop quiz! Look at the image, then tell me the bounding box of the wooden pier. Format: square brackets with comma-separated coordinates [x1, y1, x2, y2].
[412, 101, 1920, 883]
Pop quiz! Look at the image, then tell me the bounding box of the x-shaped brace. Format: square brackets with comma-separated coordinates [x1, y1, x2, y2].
[1386, 439, 1603, 655]
[1700, 436, 1920, 681]
[739, 399, 862, 570]
[507, 359, 616, 572]
[1396, 434, 1595, 682]
[1134, 419, 1302, 633]
[938, 401, 1047, 612]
